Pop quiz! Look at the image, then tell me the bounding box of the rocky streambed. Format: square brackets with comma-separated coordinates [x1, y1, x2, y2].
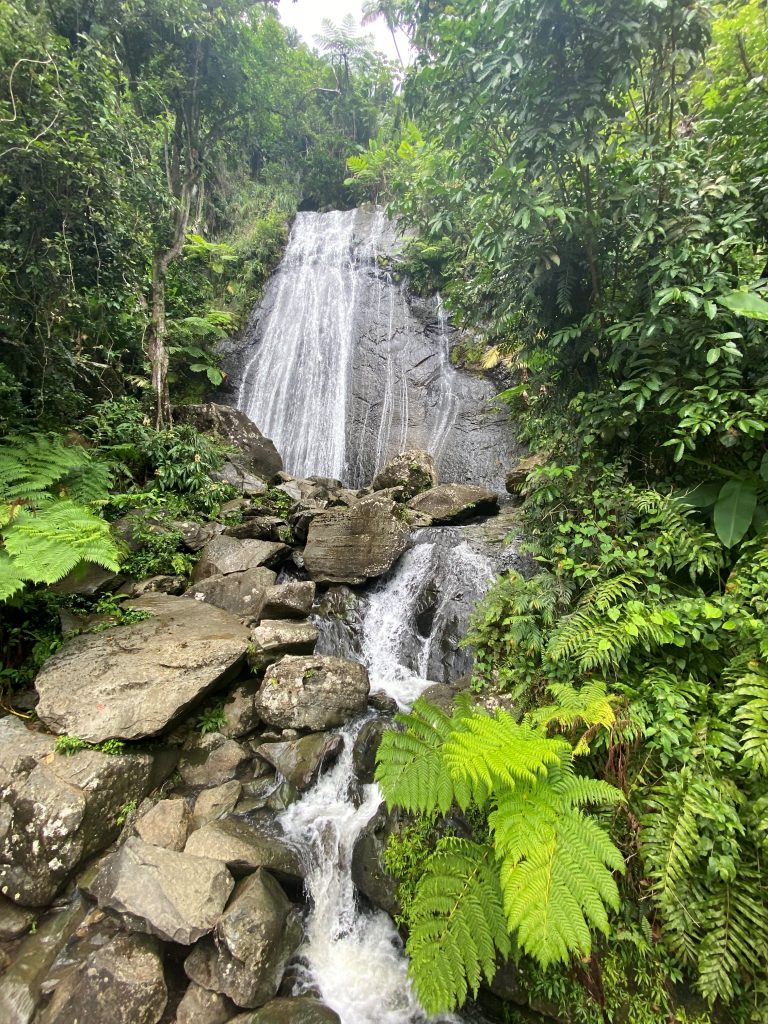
[0, 404, 538, 1024]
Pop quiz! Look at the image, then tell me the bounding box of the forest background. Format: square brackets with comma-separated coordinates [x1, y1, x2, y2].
[2, 2, 768, 1023]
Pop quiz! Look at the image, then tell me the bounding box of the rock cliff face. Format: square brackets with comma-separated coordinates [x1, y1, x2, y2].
[227, 207, 521, 489]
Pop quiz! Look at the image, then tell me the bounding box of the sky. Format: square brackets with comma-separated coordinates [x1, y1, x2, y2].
[277, 0, 409, 63]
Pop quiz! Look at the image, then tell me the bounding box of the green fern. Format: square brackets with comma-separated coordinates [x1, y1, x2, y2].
[406, 837, 510, 1014]
[0, 433, 118, 601]
[728, 670, 768, 775]
[376, 698, 624, 1013]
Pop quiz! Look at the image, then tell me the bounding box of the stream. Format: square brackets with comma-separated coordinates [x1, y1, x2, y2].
[232, 207, 520, 1023]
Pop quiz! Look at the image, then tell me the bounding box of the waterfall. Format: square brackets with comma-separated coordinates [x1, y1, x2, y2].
[279, 530, 499, 1024]
[234, 207, 518, 489]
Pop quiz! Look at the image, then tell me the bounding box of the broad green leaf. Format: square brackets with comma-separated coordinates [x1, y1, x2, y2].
[678, 483, 720, 508]
[713, 479, 758, 547]
[717, 291, 768, 322]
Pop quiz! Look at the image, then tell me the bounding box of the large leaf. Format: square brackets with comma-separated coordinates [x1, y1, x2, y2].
[713, 479, 757, 547]
[717, 290, 768, 322]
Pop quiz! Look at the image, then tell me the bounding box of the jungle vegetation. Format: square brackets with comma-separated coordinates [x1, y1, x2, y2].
[2, 1, 768, 1022]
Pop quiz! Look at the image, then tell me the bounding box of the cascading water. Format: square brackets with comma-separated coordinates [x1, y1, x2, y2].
[232, 206, 519, 488]
[231, 205, 520, 1023]
[279, 532, 500, 1024]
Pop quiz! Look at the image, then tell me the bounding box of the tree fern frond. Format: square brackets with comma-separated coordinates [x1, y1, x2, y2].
[3, 502, 120, 584]
[526, 680, 615, 751]
[728, 671, 768, 775]
[375, 698, 459, 814]
[406, 837, 510, 1014]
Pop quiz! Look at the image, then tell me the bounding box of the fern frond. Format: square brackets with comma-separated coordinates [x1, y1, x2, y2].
[3, 502, 120, 584]
[443, 707, 568, 804]
[0, 552, 27, 602]
[375, 699, 459, 814]
[406, 837, 510, 1014]
[637, 489, 723, 580]
[492, 766, 624, 966]
[526, 680, 615, 751]
[0, 433, 110, 506]
[728, 671, 768, 775]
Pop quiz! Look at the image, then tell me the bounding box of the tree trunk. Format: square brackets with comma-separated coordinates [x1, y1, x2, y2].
[148, 254, 172, 429]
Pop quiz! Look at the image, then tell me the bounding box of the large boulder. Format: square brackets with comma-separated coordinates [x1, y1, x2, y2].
[230, 997, 341, 1024]
[351, 803, 401, 918]
[192, 781, 243, 829]
[87, 837, 234, 945]
[175, 404, 283, 480]
[505, 451, 548, 494]
[406, 483, 499, 524]
[136, 798, 192, 852]
[192, 537, 289, 583]
[0, 718, 166, 907]
[302, 495, 409, 585]
[261, 582, 316, 620]
[179, 733, 251, 789]
[35, 594, 250, 744]
[185, 567, 277, 622]
[254, 655, 369, 731]
[352, 719, 389, 784]
[176, 983, 236, 1024]
[185, 870, 302, 1008]
[247, 620, 319, 672]
[184, 818, 304, 885]
[257, 733, 343, 791]
[37, 934, 167, 1024]
[371, 449, 438, 498]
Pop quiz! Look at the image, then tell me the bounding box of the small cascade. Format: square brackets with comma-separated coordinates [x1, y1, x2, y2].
[233, 206, 518, 489]
[279, 528, 501, 1024]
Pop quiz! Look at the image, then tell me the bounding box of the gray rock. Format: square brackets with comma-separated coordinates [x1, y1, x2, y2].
[261, 582, 316, 620]
[0, 895, 88, 1024]
[192, 537, 289, 583]
[193, 781, 243, 829]
[254, 656, 369, 731]
[406, 484, 499, 524]
[184, 818, 303, 885]
[175, 982, 236, 1024]
[0, 718, 161, 907]
[235, 777, 298, 815]
[185, 567, 277, 622]
[175, 404, 283, 480]
[368, 690, 398, 715]
[247, 620, 319, 672]
[351, 803, 400, 917]
[505, 451, 547, 494]
[35, 594, 250, 743]
[221, 681, 262, 739]
[50, 563, 125, 596]
[36, 933, 167, 1024]
[185, 870, 302, 1008]
[136, 798, 191, 852]
[179, 734, 251, 789]
[371, 449, 438, 498]
[352, 719, 389, 784]
[224, 516, 287, 542]
[229, 997, 341, 1023]
[87, 837, 234, 945]
[257, 733, 343, 791]
[121, 574, 187, 597]
[173, 520, 224, 552]
[0, 895, 34, 940]
[303, 495, 409, 585]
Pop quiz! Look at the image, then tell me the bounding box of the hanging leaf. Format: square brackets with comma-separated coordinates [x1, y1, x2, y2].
[717, 291, 768, 322]
[713, 479, 757, 547]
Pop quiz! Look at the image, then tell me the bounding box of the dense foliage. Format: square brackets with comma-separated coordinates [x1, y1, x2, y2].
[362, 1, 768, 1020]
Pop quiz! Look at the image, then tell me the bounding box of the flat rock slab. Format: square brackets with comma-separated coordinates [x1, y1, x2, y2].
[254, 655, 369, 731]
[35, 594, 250, 743]
[184, 817, 304, 885]
[192, 536, 289, 583]
[406, 483, 499, 524]
[248, 620, 319, 671]
[87, 837, 234, 945]
[0, 718, 160, 907]
[185, 567, 277, 622]
[37, 933, 167, 1024]
[260, 582, 316, 620]
[302, 495, 409, 585]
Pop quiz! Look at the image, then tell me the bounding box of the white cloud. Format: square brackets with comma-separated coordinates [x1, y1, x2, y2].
[277, 0, 408, 63]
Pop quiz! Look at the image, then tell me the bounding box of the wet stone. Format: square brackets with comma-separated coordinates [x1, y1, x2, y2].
[192, 781, 243, 829]
[257, 733, 343, 792]
[179, 733, 251, 789]
[184, 817, 304, 886]
[229, 996, 341, 1023]
[175, 981, 236, 1024]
